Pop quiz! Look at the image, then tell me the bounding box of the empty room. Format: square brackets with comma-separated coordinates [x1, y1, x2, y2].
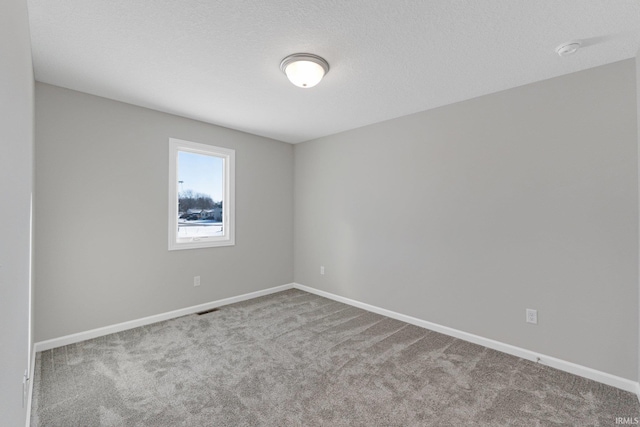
[2, 0, 640, 425]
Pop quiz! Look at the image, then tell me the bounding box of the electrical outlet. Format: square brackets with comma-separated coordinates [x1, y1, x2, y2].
[320, 266, 325, 275]
[194, 276, 201, 287]
[526, 309, 537, 324]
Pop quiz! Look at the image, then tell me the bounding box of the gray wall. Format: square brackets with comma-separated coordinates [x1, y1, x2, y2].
[294, 59, 639, 380]
[35, 83, 293, 342]
[637, 49, 640, 384]
[0, 0, 34, 424]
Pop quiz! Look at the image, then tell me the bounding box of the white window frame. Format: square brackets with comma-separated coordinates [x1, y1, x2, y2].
[168, 138, 235, 250]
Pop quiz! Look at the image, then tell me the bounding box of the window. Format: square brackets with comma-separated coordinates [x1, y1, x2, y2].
[168, 138, 235, 250]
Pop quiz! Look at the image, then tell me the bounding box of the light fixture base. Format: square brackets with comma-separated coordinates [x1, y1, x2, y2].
[556, 42, 581, 57]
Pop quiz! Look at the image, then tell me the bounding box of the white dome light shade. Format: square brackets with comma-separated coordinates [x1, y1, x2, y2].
[280, 53, 329, 88]
[285, 60, 325, 88]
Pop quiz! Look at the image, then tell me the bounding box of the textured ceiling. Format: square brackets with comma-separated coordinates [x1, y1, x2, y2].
[27, 0, 640, 143]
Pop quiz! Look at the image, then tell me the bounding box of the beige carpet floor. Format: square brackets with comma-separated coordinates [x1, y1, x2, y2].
[31, 289, 640, 426]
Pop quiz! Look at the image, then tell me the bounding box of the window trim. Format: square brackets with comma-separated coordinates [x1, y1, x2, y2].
[168, 138, 235, 251]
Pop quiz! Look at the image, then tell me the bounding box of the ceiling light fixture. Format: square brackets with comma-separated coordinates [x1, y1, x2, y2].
[280, 53, 329, 88]
[555, 42, 581, 57]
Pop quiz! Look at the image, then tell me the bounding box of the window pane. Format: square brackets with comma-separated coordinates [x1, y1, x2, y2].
[177, 151, 224, 239]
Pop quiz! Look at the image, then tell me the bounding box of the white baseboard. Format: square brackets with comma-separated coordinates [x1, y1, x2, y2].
[33, 283, 294, 353]
[30, 281, 639, 395]
[292, 283, 639, 395]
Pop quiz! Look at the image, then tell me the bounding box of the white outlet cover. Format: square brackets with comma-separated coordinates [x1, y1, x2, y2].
[526, 309, 538, 324]
[194, 276, 201, 286]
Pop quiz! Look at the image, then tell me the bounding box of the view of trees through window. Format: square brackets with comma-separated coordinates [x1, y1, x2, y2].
[178, 190, 219, 211]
